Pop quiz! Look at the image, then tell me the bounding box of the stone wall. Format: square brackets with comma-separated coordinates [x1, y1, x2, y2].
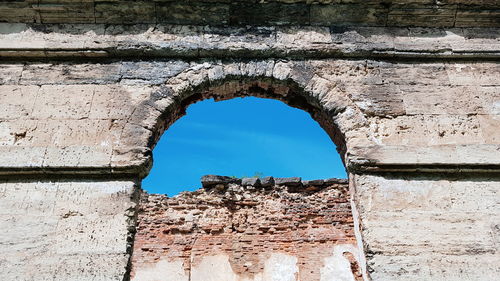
[1, 1, 499, 27]
[0, 179, 138, 281]
[0, 4, 499, 280]
[131, 176, 363, 281]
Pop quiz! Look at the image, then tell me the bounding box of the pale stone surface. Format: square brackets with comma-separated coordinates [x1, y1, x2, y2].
[0, 59, 498, 173]
[0, 180, 138, 281]
[352, 174, 500, 281]
[0, 11, 498, 281]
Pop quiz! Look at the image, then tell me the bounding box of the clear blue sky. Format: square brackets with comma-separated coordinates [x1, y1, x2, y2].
[142, 97, 347, 195]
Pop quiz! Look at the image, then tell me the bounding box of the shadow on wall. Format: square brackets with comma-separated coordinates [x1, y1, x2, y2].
[142, 97, 347, 195]
[1, 23, 498, 39]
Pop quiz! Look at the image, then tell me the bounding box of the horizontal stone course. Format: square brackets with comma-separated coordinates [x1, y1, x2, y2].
[0, 1, 499, 27]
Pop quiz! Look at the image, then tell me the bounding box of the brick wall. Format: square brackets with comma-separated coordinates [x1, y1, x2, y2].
[130, 176, 362, 281]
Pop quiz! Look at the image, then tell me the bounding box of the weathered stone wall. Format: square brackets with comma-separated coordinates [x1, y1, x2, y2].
[0, 179, 138, 281]
[1, 1, 499, 27]
[0, 5, 499, 280]
[1, 57, 498, 171]
[131, 176, 362, 281]
[352, 174, 500, 280]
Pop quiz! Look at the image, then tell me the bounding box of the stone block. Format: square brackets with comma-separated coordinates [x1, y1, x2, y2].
[387, 4, 457, 27]
[42, 145, 112, 167]
[241, 177, 260, 187]
[31, 85, 94, 120]
[95, 1, 156, 24]
[455, 6, 500, 27]
[0, 85, 39, 120]
[37, 3, 95, 24]
[0, 146, 46, 168]
[302, 179, 324, 186]
[260, 176, 274, 187]
[119, 61, 190, 85]
[0, 180, 137, 281]
[230, 3, 309, 26]
[0, 64, 24, 85]
[201, 175, 235, 188]
[156, 2, 230, 25]
[274, 177, 302, 186]
[20, 63, 121, 85]
[311, 4, 387, 26]
[0, 2, 38, 23]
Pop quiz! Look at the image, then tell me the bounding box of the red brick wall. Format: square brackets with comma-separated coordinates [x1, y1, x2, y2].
[130, 177, 362, 280]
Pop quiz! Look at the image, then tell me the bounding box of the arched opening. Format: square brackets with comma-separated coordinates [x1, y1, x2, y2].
[129, 76, 366, 281]
[142, 96, 347, 195]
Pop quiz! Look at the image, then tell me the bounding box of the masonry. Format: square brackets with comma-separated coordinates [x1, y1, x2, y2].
[132, 176, 361, 281]
[0, 1, 499, 281]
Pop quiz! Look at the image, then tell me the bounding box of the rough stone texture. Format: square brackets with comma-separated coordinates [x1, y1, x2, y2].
[0, 58, 498, 174]
[0, 179, 139, 281]
[0, 3, 499, 281]
[131, 177, 362, 281]
[1, 24, 499, 60]
[0, 1, 499, 27]
[351, 174, 500, 280]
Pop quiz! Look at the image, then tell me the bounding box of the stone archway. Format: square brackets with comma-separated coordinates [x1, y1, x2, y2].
[1, 52, 498, 280]
[126, 64, 369, 280]
[116, 60, 371, 178]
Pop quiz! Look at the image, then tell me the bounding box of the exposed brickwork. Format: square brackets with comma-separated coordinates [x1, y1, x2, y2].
[131, 177, 362, 280]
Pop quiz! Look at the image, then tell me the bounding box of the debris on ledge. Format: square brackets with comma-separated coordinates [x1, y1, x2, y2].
[200, 174, 348, 193]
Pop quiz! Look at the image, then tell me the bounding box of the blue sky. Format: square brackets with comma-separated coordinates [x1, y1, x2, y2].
[142, 97, 347, 195]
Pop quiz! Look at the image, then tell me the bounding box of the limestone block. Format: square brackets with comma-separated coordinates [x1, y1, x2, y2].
[156, 2, 230, 25]
[478, 86, 500, 115]
[89, 85, 149, 120]
[0, 146, 46, 168]
[42, 145, 111, 167]
[365, 115, 486, 146]
[231, 3, 309, 26]
[0, 180, 138, 281]
[37, 2, 94, 24]
[95, 1, 155, 24]
[119, 61, 190, 85]
[310, 4, 387, 26]
[445, 63, 500, 86]
[20, 63, 121, 85]
[478, 114, 500, 144]
[350, 144, 500, 168]
[0, 64, 24, 85]
[31, 85, 94, 120]
[455, 5, 500, 27]
[0, 2, 38, 23]
[352, 174, 500, 280]
[0, 85, 39, 120]
[387, 4, 457, 27]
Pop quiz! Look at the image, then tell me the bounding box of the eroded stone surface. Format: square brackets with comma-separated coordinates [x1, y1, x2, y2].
[0, 5, 499, 281]
[0, 59, 498, 174]
[0, 180, 139, 281]
[131, 177, 362, 281]
[0, 1, 499, 27]
[352, 174, 500, 281]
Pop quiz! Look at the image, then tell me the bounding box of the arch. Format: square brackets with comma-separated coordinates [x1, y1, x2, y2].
[118, 60, 369, 176]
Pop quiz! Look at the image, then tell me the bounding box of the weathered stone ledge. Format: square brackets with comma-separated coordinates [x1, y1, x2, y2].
[1, 144, 500, 177]
[200, 174, 348, 192]
[1, 24, 499, 60]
